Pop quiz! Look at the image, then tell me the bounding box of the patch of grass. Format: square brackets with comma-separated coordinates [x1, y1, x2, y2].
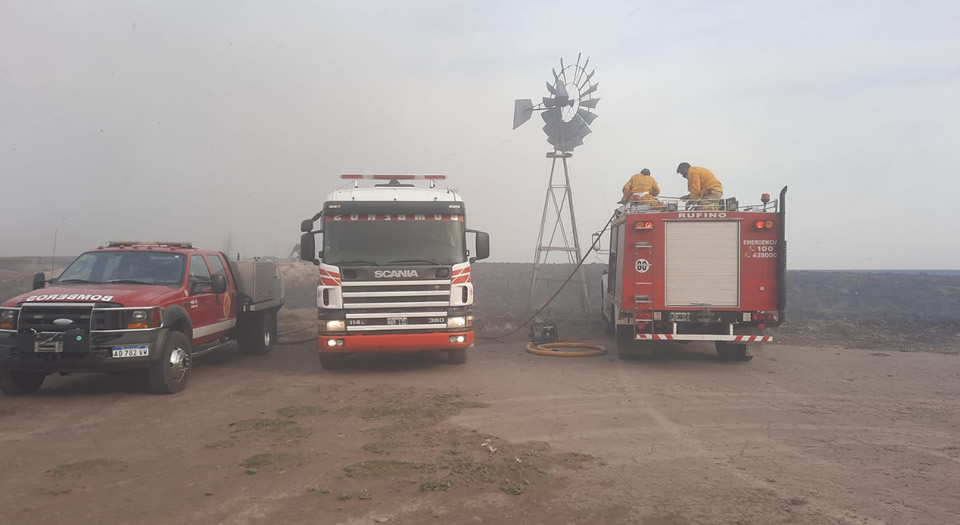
[46, 458, 126, 478]
[344, 459, 427, 478]
[229, 418, 311, 440]
[233, 386, 277, 396]
[338, 494, 352, 501]
[420, 480, 453, 492]
[358, 489, 372, 500]
[501, 481, 528, 495]
[204, 440, 236, 449]
[361, 441, 409, 455]
[308, 486, 331, 494]
[240, 452, 303, 471]
[276, 405, 327, 418]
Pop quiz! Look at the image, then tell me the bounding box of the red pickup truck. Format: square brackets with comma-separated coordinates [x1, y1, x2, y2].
[0, 242, 284, 395]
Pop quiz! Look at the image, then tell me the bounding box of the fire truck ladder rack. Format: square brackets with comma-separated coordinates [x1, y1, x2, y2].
[618, 194, 780, 214]
[529, 151, 591, 312]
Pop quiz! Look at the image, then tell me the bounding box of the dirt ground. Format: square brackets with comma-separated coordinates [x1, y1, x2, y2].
[1, 318, 959, 525]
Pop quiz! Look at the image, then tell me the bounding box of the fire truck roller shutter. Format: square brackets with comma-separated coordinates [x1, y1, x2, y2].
[665, 221, 740, 307]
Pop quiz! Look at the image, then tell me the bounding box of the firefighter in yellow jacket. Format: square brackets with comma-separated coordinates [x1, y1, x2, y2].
[677, 162, 723, 208]
[620, 169, 663, 205]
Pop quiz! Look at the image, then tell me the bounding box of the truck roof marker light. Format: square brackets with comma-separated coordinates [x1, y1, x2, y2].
[635, 221, 653, 230]
[340, 174, 363, 179]
[761, 193, 770, 203]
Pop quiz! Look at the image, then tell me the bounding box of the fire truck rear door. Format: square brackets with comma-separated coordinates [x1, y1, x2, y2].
[664, 221, 740, 307]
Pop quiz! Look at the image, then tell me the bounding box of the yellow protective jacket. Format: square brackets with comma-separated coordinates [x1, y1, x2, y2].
[621, 173, 661, 204]
[686, 166, 723, 199]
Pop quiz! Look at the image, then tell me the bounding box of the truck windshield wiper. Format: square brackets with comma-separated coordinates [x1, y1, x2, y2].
[387, 259, 440, 265]
[334, 260, 380, 266]
[105, 279, 153, 285]
[58, 279, 100, 284]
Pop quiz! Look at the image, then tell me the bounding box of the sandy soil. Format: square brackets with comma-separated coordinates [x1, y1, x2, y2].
[1, 328, 958, 525]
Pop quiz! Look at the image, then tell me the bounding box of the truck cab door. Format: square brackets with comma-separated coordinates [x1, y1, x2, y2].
[206, 253, 237, 327]
[187, 254, 221, 345]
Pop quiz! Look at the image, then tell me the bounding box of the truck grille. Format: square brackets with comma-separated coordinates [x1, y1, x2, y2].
[17, 303, 120, 333]
[341, 280, 451, 332]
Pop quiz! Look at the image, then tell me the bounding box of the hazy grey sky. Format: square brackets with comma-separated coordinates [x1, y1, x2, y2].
[1, 0, 957, 269]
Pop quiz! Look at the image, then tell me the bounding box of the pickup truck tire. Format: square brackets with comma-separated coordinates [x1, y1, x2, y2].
[716, 342, 752, 362]
[319, 353, 347, 370]
[239, 311, 276, 355]
[0, 369, 46, 396]
[447, 349, 467, 364]
[147, 331, 192, 394]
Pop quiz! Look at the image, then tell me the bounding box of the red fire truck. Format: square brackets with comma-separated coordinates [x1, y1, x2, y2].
[601, 188, 787, 361]
[299, 175, 490, 369]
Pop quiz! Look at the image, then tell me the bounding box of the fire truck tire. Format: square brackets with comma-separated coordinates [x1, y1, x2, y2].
[319, 353, 347, 370]
[447, 349, 468, 364]
[0, 369, 46, 396]
[615, 325, 635, 359]
[716, 342, 752, 362]
[147, 331, 192, 394]
[239, 311, 276, 355]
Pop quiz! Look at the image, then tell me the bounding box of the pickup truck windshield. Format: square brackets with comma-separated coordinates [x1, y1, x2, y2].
[57, 251, 186, 285]
[323, 220, 466, 266]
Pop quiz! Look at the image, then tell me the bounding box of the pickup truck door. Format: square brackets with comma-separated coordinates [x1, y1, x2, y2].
[207, 253, 238, 327]
[187, 254, 222, 345]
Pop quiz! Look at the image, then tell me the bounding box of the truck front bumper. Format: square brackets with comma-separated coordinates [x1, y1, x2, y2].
[0, 329, 167, 372]
[319, 330, 474, 353]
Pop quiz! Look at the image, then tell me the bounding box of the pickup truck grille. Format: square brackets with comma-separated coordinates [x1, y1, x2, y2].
[341, 280, 451, 332]
[17, 303, 121, 333]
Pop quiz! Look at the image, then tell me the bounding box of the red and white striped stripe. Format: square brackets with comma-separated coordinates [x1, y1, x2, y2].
[451, 267, 471, 285]
[340, 174, 446, 180]
[635, 334, 773, 342]
[318, 268, 341, 287]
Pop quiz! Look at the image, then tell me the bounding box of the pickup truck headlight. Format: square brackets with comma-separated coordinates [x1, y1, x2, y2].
[0, 309, 17, 330]
[447, 316, 473, 329]
[125, 309, 159, 330]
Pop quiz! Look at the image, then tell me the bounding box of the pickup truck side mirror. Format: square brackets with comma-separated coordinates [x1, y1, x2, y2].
[468, 230, 490, 262]
[191, 279, 214, 295]
[32, 272, 46, 290]
[300, 232, 321, 265]
[210, 274, 227, 294]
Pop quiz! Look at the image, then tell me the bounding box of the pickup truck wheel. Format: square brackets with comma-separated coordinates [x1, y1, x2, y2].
[319, 353, 347, 370]
[0, 369, 46, 396]
[239, 311, 275, 355]
[447, 348, 468, 365]
[615, 324, 635, 359]
[147, 331, 192, 394]
[716, 342, 752, 362]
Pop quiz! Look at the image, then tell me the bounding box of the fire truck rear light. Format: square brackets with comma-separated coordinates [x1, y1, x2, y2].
[765, 220, 774, 229]
[754, 312, 778, 322]
[758, 322, 767, 330]
[636, 321, 646, 330]
[754, 220, 766, 229]
[635, 221, 654, 230]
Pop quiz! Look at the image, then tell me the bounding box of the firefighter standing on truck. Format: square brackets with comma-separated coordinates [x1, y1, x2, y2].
[620, 168, 663, 205]
[677, 162, 723, 209]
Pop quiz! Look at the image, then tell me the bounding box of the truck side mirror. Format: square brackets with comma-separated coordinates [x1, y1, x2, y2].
[210, 274, 227, 294]
[471, 231, 490, 262]
[32, 272, 46, 290]
[300, 219, 314, 233]
[300, 232, 320, 265]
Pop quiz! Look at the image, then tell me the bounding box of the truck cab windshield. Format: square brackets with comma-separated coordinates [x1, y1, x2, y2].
[57, 251, 186, 285]
[323, 220, 465, 266]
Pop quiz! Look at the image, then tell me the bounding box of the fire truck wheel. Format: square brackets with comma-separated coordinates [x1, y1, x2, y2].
[615, 325, 635, 359]
[147, 331, 192, 394]
[0, 369, 46, 396]
[447, 349, 468, 364]
[239, 311, 276, 355]
[716, 342, 752, 362]
[319, 353, 347, 370]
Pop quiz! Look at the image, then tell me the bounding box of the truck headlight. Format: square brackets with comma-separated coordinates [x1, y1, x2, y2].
[0, 309, 17, 330]
[126, 309, 158, 329]
[324, 320, 346, 332]
[447, 316, 473, 329]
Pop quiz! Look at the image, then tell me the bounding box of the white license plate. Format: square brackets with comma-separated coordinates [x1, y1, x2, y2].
[386, 317, 407, 326]
[112, 345, 149, 358]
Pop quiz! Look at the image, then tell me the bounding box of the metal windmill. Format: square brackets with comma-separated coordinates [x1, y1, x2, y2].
[513, 53, 598, 311]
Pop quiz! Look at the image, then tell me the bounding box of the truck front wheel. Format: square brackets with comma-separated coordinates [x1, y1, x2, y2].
[147, 331, 192, 394]
[447, 348, 468, 365]
[716, 342, 752, 362]
[0, 369, 46, 396]
[239, 311, 276, 355]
